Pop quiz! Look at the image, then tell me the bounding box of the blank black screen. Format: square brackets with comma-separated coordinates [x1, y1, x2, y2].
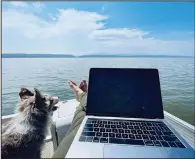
[86, 68, 164, 119]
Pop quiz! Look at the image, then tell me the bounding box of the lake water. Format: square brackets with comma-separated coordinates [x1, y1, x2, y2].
[2, 58, 194, 125]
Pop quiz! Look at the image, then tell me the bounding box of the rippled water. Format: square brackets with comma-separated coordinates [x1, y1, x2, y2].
[2, 58, 194, 125]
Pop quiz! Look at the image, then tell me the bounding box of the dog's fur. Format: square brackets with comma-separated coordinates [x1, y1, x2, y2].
[1, 88, 59, 159]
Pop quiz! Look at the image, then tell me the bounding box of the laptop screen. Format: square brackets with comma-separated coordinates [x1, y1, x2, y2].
[86, 68, 164, 119]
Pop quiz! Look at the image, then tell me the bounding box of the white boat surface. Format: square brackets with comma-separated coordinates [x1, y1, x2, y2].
[2, 99, 195, 158]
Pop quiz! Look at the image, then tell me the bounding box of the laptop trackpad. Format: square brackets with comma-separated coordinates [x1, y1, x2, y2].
[104, 145, 168, 158]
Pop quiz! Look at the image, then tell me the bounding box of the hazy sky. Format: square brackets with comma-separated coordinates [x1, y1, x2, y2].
[2, 2, 194, 56]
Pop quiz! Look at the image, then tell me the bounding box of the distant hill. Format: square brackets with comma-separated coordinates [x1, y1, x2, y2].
[2, 53, 75, 58]
[2, 53, 193, 58]
[78, 54, 193, 58]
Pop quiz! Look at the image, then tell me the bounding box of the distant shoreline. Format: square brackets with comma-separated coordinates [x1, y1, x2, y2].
[2, 53, 193, 58]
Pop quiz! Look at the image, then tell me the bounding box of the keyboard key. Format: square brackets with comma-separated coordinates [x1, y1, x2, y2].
[122, 125, 128, 129]
[86, 137, 93, 142]
[84, 128, 93, 132]
[156, 131, 163, 135]
[153, 141, 161, 146]
[100, 128, 105, 132]
[158, 127, 163, 131]
[158, 124, 166, 128]
[85, 124, 93, 128]
[119, 129, 124, 133]
[94, 124, 98, 127]
[109, 138, 144, 146]
[106, 129, 111, 132]
[162, 136, 179, 142]
[144, 140, 154, 146]
[155, 135, 163, 140]
[110, 121, 114, 124]
[149, 131, 156, 135]
[129, 134, 135, 139]
[131, 130, 137, 134]
[112, 121, 116, 124]
[79, 136, 86, 142]
[86, 120, 92, 124]
[112, 129, 118, 133]
[119, 121, 123, 125]
[142, 135, 149, 140]
[135, 135, 142, 139]
[168, 142, 177, 148]
[108, 121, 111, 124]
[94, 128, 99, 132]
[129, 122, 133, 125]
[99, 124, 104, 128]
[128, 126, 133, 129]
[175, 142, 185, 148]
[82, 132, 95, 137]
[162, 131, 175, 136]
[137, 130, 143, 134]
[97, 121, 102, 124]
[143, 130, 149, 134]
[125, 130, 130, 133]
[147, 127, 152, 130]
[103, 121, 107, 124]
[93, 137, 100, 142]
[147, 123, 152, 126]
[122, 134, 128, 138]
[96, 132, 102, 137]
[134, 126, 140, 129]
[149, 135, 156, 140]
[111, 125, 116, 129]
[160, 141, 170, 147]
[103, 133, 108, 137]
[92, 121, 96, 124]
[116, 134, 122, 138]
[125, 122, 129, 125]
[117, 125, 122, 128]
[109, 133, 115, 138]
[105, 125, 110, 128]
[100, 137, 108, 143]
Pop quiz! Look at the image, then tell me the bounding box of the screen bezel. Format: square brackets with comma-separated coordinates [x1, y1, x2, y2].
[86, 68, 164, 119]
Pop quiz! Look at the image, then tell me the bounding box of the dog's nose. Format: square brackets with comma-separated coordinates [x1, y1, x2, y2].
[54, 96, 59, 103]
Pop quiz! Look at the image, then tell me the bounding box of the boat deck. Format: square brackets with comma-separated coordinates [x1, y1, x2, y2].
[2, 100, 195, 158]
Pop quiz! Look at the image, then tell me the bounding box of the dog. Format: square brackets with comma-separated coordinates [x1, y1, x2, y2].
[2, 88, 59, 159]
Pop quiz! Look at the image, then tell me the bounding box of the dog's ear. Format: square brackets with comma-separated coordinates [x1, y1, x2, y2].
[34, 88, 43, 107]
[19, 88, 34, 100]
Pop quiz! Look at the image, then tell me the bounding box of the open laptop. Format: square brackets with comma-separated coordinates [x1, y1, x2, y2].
[66, 68, 195, 158]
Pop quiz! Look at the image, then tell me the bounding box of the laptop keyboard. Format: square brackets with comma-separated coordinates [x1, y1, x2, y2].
[79, 118, 186, 148]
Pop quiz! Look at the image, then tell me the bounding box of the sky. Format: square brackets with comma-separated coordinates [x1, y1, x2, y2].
[2, 1, 195, 56]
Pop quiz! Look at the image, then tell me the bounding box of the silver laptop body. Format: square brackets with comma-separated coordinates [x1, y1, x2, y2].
[66, 68, 194, 158]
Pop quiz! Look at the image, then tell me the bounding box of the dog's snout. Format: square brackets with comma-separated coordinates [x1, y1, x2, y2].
[53, 97, 59, 104]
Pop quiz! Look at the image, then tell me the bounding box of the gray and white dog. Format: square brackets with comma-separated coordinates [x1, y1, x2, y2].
[2, 88, 59, 159]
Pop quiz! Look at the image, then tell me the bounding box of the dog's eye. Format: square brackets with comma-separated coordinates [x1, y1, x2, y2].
[42, 97, 46, 101]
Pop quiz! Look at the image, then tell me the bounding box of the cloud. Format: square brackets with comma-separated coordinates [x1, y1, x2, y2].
[2, 5, 194, 56]
[10, 2, 28, 8]
[32, 2, 44, 9]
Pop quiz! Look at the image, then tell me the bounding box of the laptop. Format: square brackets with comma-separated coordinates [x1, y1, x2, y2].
[66, 68, 195, 158]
